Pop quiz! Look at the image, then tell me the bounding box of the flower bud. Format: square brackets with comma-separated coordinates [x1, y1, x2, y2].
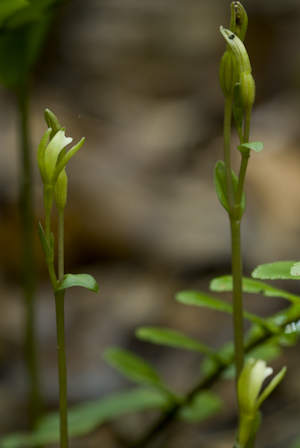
[219, 50, 238, 98]
[45, 109, 62, 139]
[54, 167, 68, 212]
[220, 27, 255, 111]
[237, 359, 286, 448]
[240, 72, 255, 112]
[233, 83, 244, 141]
[231, 2, 248, 42]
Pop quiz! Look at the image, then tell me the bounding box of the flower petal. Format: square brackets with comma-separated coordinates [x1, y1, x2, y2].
[44, 130, 73, 183]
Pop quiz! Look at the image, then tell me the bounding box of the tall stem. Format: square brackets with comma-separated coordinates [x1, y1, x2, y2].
[16, 82, 43, 425]
[230, 108, 252, 384]
[55, 290, 68, 448]
[223, 96, 235, 210]
[230, 216, 244, 382]
[56, 208, 68, 447]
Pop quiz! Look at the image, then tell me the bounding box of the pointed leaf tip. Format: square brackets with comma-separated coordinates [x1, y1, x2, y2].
[238, 141, 263, 154]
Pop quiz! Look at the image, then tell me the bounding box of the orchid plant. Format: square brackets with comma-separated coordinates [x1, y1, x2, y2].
[1, 3, 299, 448]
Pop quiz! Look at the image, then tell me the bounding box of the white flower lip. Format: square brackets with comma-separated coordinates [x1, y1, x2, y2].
[44, 130, 73, 183]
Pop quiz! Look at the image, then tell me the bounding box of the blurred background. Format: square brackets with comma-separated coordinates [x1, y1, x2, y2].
[1, 0, 300, 446]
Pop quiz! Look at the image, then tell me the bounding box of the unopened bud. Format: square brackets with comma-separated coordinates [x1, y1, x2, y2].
[231, 2, 248, 42]
[220, 27, 255, 111]
[233, 83, 244, 141]
[44, 109, 62, 140]
[240, 72, 255, 112]
[54, 168, 68, 212]
[219, 50, 238, 98]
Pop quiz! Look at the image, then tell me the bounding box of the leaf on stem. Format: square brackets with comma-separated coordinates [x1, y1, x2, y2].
[210, 275, 300, 303]
[214, 161, 246, 214]
[103, 348, 169, 392]
[38, 222, 54, 263]
[136, 327, 217, 359]
[238, 141, 263, 154]
[176, 291, 280, 333]
[252, 261, 299, 280]
[55, 273, 99, 293]
[179, 391, 223, 423]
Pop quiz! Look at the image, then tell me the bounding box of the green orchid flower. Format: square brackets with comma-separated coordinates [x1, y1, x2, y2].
[237, 358, 286, 448]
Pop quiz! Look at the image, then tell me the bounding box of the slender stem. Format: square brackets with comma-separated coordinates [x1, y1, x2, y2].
[230, 109, 252, 385]
[55, 207, 68, 447]
[230, 216, 244, 382]
[223, 96, 235, 211]
[16, 82, 43, 425]
[58, 210, 64, 285]
[55, 290, 68, 448]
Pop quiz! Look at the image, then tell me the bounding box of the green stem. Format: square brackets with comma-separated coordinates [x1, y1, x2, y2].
[58, 210, 64, 285]
[224, 96, 235, 211]
[55, 290, 68, 448]
[230, 108, 252, 388]
[230, 217, 244, 382]
[16, 82, 43, 425]
[56, 207, 68, 447]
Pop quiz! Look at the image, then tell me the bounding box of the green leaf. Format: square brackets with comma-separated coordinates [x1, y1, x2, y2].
[176, 290, 232, 313]
[238, 141, 264, 154]
[136, 327, 217, 359]
[38, 222, 54, 263]
[252, 261, 299, 280]
[0, 388, 168, 448]
[0, 0, 61, 89]
[176, 291, 279, 333]
[0, 0, 29, 28]
[289, 435, 300, 448]
[210, 275, 300, 303]
[103, 348, 165, 390]
[38, 388, 168, 438]
[214, 160, 246, 214]
[179, 391, 223, 423]
[290, 262, 300, 277]
[56, 274, 99, 293]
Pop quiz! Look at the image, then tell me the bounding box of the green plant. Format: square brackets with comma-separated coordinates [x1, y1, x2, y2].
[1, 2, 300, 448]
[37, 110, 99, 448]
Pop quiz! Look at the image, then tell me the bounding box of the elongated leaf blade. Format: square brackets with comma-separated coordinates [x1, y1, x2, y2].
[56, 274, 98, 293]
[179, 391, 223, 423]
[103, 348, 164, 389]
[136, 327, 216, 358]
[214, 161, 246, 214]
[38, 222, 54, 262]
[176, 291, 279, 333]
[0, 388, 168, 448]
[176, 290, 233, 313]
[210, 275, 300, 303]
[252, 261, 299, 280]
